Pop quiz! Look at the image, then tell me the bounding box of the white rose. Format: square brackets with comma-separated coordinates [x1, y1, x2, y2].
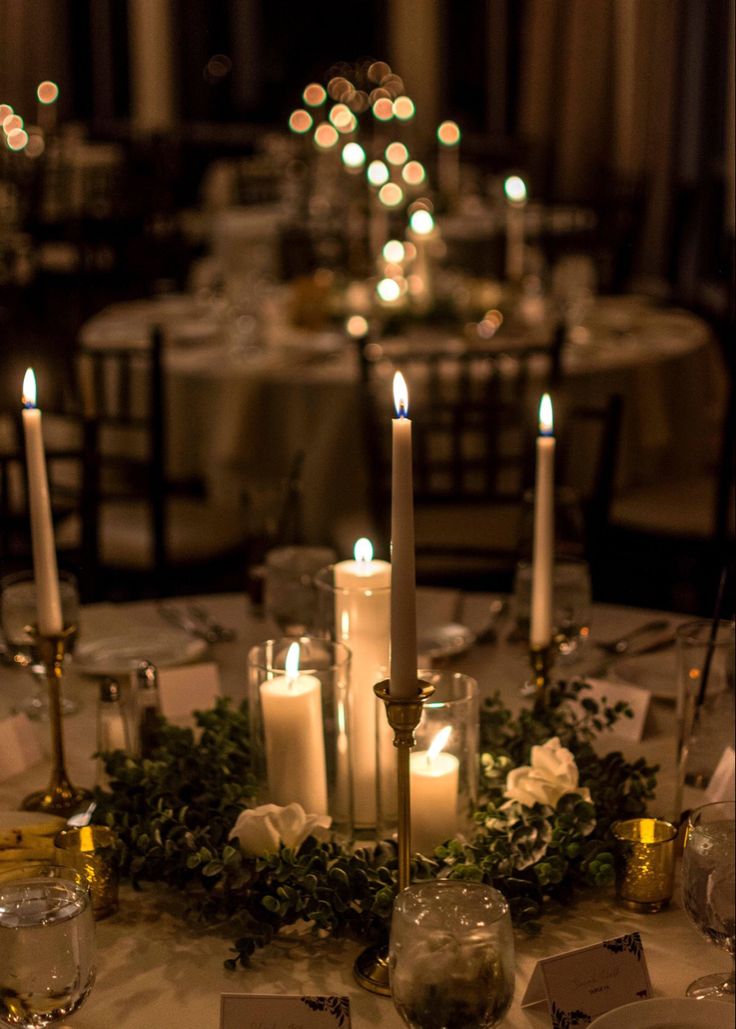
[504, 737, 592, 809]
[229, 802, 332, 857]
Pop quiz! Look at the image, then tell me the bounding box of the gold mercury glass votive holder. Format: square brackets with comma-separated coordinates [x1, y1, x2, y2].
[611, 817, 678, 913]
[54, 825, 119, 920]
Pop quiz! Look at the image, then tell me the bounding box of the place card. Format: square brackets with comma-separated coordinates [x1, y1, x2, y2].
[220, 994, 351, 1029]
[0, 712, 43, 782]
[156, 662, 221, 726]
[522, 932, 651, 1026]
[576, 678, 651, 742]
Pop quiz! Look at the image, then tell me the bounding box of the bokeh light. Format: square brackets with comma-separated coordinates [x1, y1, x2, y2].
[437, 120, 461, 146]
[7, 128, 28, 151]
[372, 97, 394, 122]
[376, 277, 401, 302]
[367, 61, 391, 84]
[378, 182, 403, 207]
[25, 129, 44, 158]
[504, 175, 528, 203]
[37, 81, 59, 105]
[366, 160, 389, 187]
[314, 123, 339, 149]
[288, 109, 313, 134]
[402, 160, 426, 185]
[345, 314, 369, 338]
[303, 83, 327, 107]
[329, 103, 353, 130]
[3, 114, 23, 133]
[385, 142, 408, 166]
[327, 76, 354, 102]
[0, 104, 13, 122]
[393, 95, 415, 120]
[204, 54, 231, 83]
[403, 241, 417, 262]
[341, 142, 366, 169]
[409, 209, 434, 235]
[383, 239, 405, 263]
[380, 73, 404, 97]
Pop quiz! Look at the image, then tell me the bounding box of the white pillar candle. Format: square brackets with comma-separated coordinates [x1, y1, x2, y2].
[390, 373, 418, 698]
[334, 538, 390, 827]
[531, 393, 555, 648]
[21, 368, 63, 636]
[259, 642, 328, 815]
[504, 175, 528, 282]
[410, 726, 459, 853]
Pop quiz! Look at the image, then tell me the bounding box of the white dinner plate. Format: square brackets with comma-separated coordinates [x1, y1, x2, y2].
[589, 996, 734, 1028]
[73, 628, 206, 677]
[417, 623, 476, 663]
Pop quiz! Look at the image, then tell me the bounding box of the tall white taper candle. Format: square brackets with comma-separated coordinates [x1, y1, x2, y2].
[390, 372, 418, 698]
[21, 368, 63, 636]
[531, 393, 555, 648]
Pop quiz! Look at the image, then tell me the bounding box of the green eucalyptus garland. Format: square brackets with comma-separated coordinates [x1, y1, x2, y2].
[95, 680, 657, 968]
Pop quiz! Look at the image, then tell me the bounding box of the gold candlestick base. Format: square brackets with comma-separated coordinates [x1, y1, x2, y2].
[522, 644, 553, 708]
[353, 678, 435, 996]
[21, 627, 92, 817]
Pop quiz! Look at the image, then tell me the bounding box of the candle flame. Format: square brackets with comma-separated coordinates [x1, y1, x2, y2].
[393, 371, 409, 417]
[22, 367, 37, 408]
[427, 725, 452, 763]
[354, 537, 374, 563]
[285, 641, 300, 679]
[539, 393, 553, 435]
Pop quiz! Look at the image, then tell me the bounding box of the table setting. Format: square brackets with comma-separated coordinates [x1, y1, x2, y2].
[1, 350, 734, 1028]
[0, 55, 733, 1029]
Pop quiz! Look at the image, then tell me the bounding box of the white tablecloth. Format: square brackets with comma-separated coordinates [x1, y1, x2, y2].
[0, 592, 718, 1028]
[79, 294, 721, 550]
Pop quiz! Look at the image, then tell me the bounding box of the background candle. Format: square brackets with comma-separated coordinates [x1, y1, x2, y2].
[531, 393, 555, 648]
[21, 367, 63, 636]
[504, 174, 528, 282]
[259, 642, 328, 814]
[390, 372, 418, 698]
[333, 538, 391, 827]
[410, 726, 459, 853]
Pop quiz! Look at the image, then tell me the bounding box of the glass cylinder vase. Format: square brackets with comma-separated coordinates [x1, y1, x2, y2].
[248, 637, 352, 839]
[315, 562, 391, 833]
[377, 670, 479, 854]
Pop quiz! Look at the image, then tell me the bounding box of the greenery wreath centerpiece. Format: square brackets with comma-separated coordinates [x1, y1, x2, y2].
[95, 679, 657, 969]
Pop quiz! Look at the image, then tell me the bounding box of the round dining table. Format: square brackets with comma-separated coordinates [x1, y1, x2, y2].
[0, 589, 721, 1028]
[79, 291, 722, 551]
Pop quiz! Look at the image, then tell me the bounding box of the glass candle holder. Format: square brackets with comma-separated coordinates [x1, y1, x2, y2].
[315, 561, 390, 832]
[248, 637, 352, 838]
[377, 671, 478, 854]
[54, 825, 119, 920]
[611, 817, 678, 913]
[389, 880, 514, 1028]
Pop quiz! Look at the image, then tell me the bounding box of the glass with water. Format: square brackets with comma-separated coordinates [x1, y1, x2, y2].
[0, 867, 96, 1027]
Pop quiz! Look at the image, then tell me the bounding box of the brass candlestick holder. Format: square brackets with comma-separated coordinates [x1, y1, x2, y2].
[353, 678, 435, 996]
[525, 643, 553, 708]
[22, 626, 92, 816]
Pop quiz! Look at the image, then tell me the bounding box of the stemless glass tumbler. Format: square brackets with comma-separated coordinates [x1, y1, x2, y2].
[389, 880, 515, 1029]
[0, 866, 96, 1028]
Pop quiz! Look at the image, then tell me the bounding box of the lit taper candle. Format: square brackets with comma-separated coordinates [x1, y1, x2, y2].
[390, 372, 418, 698]
[531, 393, 555, 648]
[21, 368, 63, 636]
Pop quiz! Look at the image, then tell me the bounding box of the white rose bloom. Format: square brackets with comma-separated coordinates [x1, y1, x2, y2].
[229, 802, 332, 857]
[504, 737, 592, 809]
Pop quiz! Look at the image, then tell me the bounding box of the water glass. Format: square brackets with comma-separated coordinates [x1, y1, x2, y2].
[0, 865, 96, 1027]
[513, 557, 592, 658]
[0, 570, 80, 718]
[389, 880, 515, 1028]
[264, 546, 336, 635]
[681, 801, 735, 1001]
